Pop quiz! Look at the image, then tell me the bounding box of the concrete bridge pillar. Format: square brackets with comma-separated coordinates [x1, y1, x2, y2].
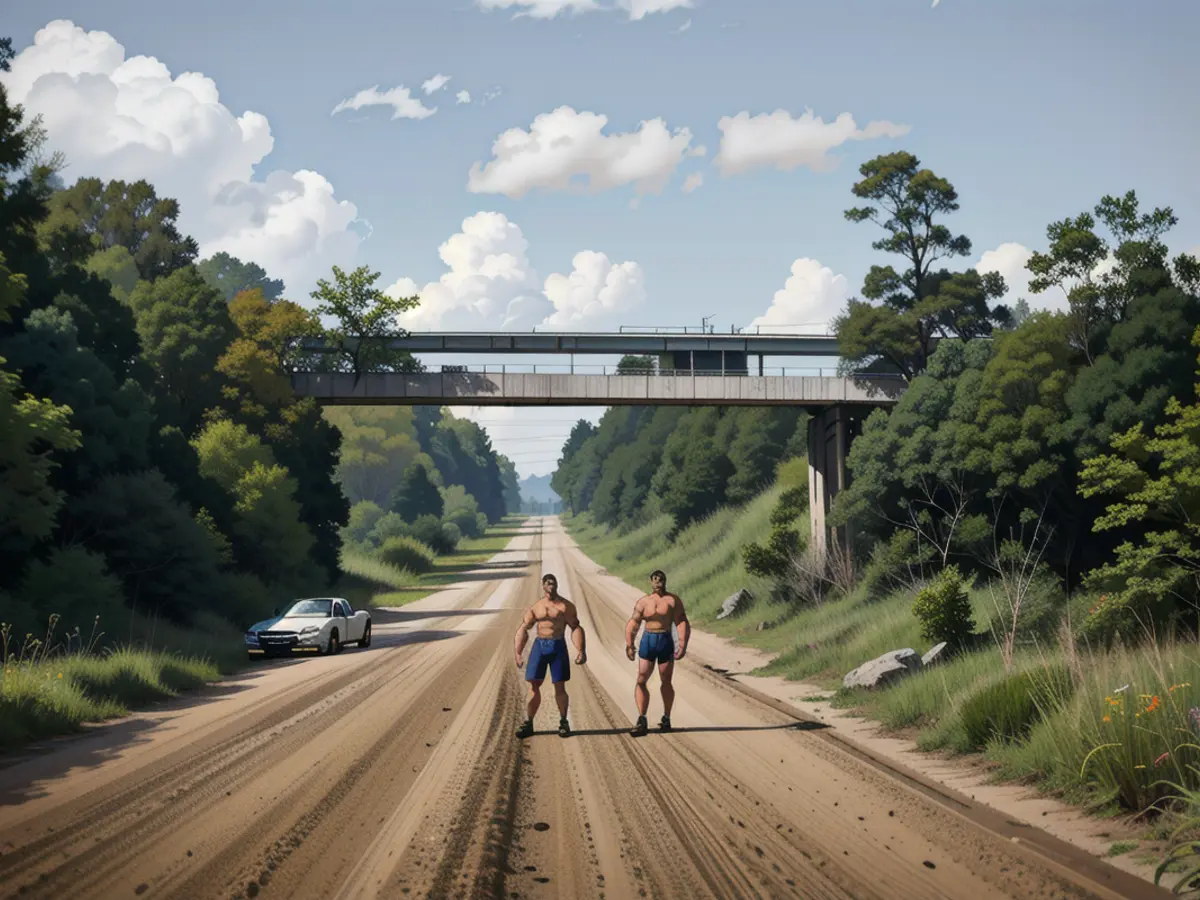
[807, 406, 862, 559]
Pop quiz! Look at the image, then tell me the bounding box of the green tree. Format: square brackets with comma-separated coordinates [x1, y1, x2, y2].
[725, 408, 801, 505]
[198, 251, 284, 302]
[1, 307, 153, 488]
[833, 338, 992, 566]
[38, 178, 198, 278]
[616, 354, 656, 374]
[128, 265, 234, 431]
[497, 455, 520, 515]
[343, 500, 385, 546]
[836, 151, 1010, 378]
[192, 419, 316, 585]
[653, 430, 734, 529]
[324, 406, 424, 507]
[69, 470, 228, 623]
[442, 484, 485, 538]
[310, 265, 421, 376]
[389, 463, 444, 521]
[84, 245, 139, 304]
[1077, 328, 1200, 637]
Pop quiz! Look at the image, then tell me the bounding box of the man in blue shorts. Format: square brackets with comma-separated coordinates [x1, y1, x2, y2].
[514, 573, 587, 739]
[624, 569, 689, 737]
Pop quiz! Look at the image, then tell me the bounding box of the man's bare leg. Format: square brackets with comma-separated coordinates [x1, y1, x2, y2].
[632, 657, 653, 736]
[658, 660, 675, 730]
[553, 682, 569, 718]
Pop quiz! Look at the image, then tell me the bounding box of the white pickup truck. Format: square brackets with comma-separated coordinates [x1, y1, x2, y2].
[245, 597, 373, 660]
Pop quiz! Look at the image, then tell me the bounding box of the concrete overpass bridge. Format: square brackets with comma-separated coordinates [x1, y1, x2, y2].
[288, 329, 907, 555]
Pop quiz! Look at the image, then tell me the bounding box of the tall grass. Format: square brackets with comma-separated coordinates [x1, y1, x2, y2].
[1, 617, 221, 752]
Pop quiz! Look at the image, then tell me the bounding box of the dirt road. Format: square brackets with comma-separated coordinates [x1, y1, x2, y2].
[0, 518, 1165, 900]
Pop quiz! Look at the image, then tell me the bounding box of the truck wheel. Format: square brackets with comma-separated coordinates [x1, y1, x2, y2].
[358, 623, 372, 649]
[327, 630, 340, 655]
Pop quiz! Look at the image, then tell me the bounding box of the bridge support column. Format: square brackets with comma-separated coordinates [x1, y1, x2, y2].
[807, 406, 859, 560]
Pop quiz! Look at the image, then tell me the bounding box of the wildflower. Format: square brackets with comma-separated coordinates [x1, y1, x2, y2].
[1103, 715, 1111, 723]
[1135, 764, 1146, 770]
[1155, 752, 1170, 767]
[1169, 683, 1192, 692]
[1146, 696, 1161, 714]
[57, 673, 62, 679]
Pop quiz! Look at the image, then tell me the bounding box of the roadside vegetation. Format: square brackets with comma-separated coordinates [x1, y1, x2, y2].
[0, 59, 519, 753]
[561, 151, 1200, 891]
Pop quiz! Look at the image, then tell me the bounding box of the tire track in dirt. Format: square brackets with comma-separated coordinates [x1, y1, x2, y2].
[544, 520, 1155, 900]
[0, 525, 543, 900]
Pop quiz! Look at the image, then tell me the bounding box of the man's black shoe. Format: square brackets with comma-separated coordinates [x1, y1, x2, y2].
[516, 719, 534, 739]
[631, 715, 648, 737]
[558, 717, 571, 738]
[659, 716, 672, 732]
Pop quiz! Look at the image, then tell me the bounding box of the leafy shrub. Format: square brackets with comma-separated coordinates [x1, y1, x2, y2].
[769, 486, 808, 527]
[17, 547, 126, 636]
[342, 501, 385, 546]
[959, 665, 1072, 750]
[367, 512, 408, 547]
[377, 536, 435, 574]
[742, 526, 801, 579]
[912, 565, 976, 646]
[407, 514, 457, 554]
[441, 521, 462, 549]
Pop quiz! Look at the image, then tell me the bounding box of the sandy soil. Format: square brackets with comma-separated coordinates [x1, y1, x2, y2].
[0, 518, 1169, 900]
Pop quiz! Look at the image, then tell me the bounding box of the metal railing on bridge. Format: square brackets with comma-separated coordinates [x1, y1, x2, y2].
[428, 363, 893, 378]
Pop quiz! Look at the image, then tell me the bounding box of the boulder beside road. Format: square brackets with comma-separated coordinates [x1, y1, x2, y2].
[716, 588, 752, 620]
[843, 648, 923, 690]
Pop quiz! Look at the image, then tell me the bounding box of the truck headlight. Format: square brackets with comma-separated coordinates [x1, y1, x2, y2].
[244, 632, 259, 645]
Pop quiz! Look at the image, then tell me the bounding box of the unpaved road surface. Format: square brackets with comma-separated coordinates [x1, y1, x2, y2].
[0, 518, 1165, 900]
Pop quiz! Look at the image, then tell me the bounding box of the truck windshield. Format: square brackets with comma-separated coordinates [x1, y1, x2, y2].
[284, 599, 332, 617]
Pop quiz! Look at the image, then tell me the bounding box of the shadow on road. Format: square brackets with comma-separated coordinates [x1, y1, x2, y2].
[524, 721, 828, 739]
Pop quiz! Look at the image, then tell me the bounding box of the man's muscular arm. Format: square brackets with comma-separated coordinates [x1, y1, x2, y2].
[673, 595, 690, 660]
[565, 602, 587, 664]
[625, 598, 645, 661]
[514, 607, 535, 668]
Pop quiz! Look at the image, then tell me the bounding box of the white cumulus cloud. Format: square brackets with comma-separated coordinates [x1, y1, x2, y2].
[751, 258, 852, 331]
[682, 172, 703, 193]
[475, 0, 600, 18]
[385, 212, 645, 331]
[422, 73, 451, 95]
[332, 84, 436, 120]
[617, 0, 694, 20]
[468, 106, 695, 199]
[457, 90, 472, 104]
[2, 19, 363, 300]
[543, 251, 646, 327]
[715, 108, 911, 176]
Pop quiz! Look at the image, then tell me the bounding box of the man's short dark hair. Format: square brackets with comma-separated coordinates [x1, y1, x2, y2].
[650, 570, 666, 581]
[542, 573, 557, 584]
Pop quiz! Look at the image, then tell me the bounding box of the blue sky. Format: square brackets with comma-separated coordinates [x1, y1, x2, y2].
[5, 0, 1198, 476]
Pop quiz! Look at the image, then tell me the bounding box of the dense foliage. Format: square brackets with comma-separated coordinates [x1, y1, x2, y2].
[552, 406, 807, 531]
[0, 75, 517, 642]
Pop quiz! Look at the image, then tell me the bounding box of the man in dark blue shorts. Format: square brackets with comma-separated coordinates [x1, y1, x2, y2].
[625, 570, 689, 737]
[514, 573, 586, 739]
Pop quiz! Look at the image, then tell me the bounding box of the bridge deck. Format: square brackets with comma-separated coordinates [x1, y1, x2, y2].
[298, 331, 840, 356]
[291, 372, 904, 407]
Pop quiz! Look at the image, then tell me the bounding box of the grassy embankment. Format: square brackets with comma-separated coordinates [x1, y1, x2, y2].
[0, 611, 245, 753]
[339, 513, 528, 608]
[565, 468, 1200, 876]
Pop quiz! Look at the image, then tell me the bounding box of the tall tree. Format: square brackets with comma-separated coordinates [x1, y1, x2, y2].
[128, 265, 234, 431]
[198, 252, 284, 302]
[389, 463, 444, 521]
[836, 152, 1010, 379]
[38, 178, 198, 279]
[310, 265, 421, 376]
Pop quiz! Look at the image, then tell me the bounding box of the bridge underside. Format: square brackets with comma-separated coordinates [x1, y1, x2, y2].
[290, 372, 903, 407]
